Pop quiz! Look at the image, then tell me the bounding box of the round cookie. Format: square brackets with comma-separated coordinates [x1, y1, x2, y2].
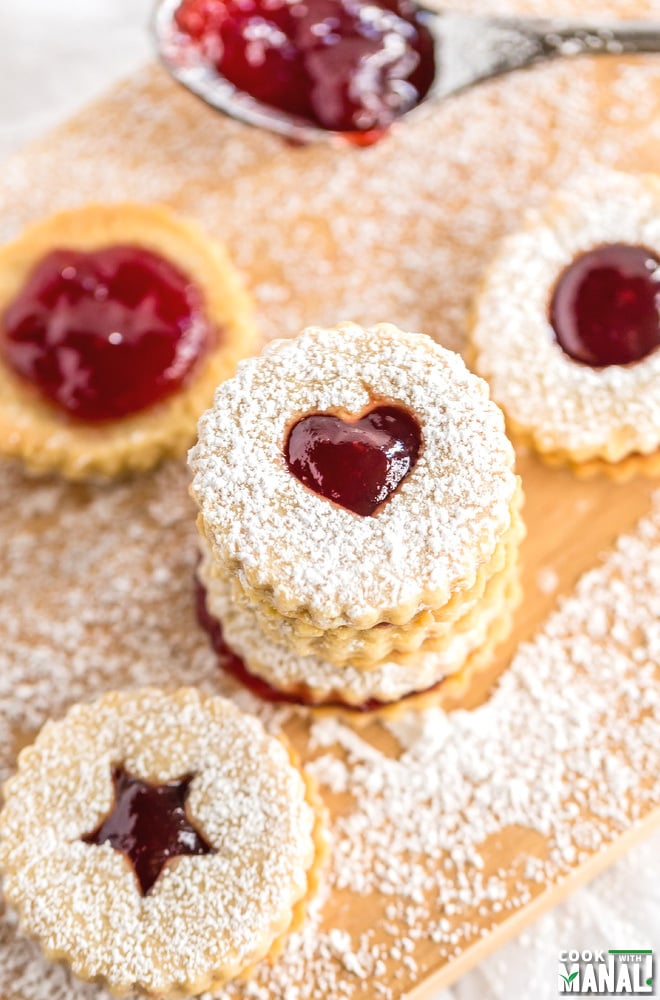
[470, 169, 660, 473]
[0, 688, 325, 997]
[0, 203, 257, 478]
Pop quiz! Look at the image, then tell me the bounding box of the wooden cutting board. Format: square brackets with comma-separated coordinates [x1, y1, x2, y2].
[1, 5, 660, 996]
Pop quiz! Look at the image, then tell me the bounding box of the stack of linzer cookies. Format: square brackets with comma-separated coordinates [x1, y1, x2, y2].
[191, 321, 525, 715]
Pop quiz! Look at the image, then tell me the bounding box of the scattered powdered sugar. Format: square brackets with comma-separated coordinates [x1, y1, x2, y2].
[536, 566, 560, 595]
[0, 67, 283, 249]
[221, 495, 660, 999]
[0, 462, 226, 755]
[0, 32, 659, 367]
[190, 323, 516, 629]
[0, 452, 659, 1000]
[164, 55, 660, 362]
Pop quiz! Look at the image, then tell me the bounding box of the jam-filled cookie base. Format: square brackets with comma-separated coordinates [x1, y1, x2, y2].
[0, 203, 257, 479]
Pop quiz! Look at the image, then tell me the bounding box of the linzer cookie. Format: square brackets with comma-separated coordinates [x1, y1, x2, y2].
[0, 202, 257, 479]
[190, 322, 523, 711]
[470, 169, 660, 479]
[0, 688, 326, 997]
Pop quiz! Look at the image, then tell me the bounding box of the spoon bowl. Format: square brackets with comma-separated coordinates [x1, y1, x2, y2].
[155, 0, 340, 144]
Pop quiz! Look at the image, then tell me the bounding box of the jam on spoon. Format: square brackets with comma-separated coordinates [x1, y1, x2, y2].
[83, 767, 215, 895]
[1, 245, 212, 422]
[172, 0, 436, 138]
[550, 243, 660, 367]
[285, 404, 422, 516]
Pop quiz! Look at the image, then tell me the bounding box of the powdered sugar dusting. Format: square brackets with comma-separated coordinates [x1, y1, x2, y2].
[190, 323, 516, 628]
[0, 462, 229, 755]
[536, 566, 560, 595]
[0, 41, 660, 362]
[0, 66, 282, 248]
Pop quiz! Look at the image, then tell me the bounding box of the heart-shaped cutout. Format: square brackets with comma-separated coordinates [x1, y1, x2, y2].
[285, 404, 421, 516]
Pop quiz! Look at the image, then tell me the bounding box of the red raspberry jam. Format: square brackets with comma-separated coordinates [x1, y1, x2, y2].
[173, 0, 436, 135]
[285, 404, 421, 516]
[196, 578, 443, 712]
[83, 767, 214, 895]
[549, 243, 660, 367]
[1, 245, 213, 421]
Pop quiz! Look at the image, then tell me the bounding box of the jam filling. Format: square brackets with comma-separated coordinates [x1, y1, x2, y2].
[196, 578, 444, 712]
[173, 0, 436, 136]
[549, 243, 660, 367]
[82, 767, 215, 895]
[1, 245, 212, 421]
[285, 404, 421, 516]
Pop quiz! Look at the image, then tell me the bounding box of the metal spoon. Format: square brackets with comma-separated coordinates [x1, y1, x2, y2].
[154, 0, 660, 143]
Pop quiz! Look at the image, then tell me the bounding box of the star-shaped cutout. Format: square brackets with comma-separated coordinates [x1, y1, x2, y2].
[82, 766, 215, 895]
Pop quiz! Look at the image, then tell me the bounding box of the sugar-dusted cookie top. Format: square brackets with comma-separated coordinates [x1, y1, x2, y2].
[0, 687, 318, 997]
[190, 321, 518, 629]
[471, 169, 660, 465]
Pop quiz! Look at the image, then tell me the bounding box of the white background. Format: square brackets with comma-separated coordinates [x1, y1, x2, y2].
[0, 2, 658, 998]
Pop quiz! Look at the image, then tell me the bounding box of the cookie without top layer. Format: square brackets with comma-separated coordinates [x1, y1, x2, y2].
[0, 203, 257, 479]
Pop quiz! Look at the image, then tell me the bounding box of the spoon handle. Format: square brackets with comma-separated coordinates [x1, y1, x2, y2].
[508, 17, 660, 58]
[433, 14, 660, 99]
